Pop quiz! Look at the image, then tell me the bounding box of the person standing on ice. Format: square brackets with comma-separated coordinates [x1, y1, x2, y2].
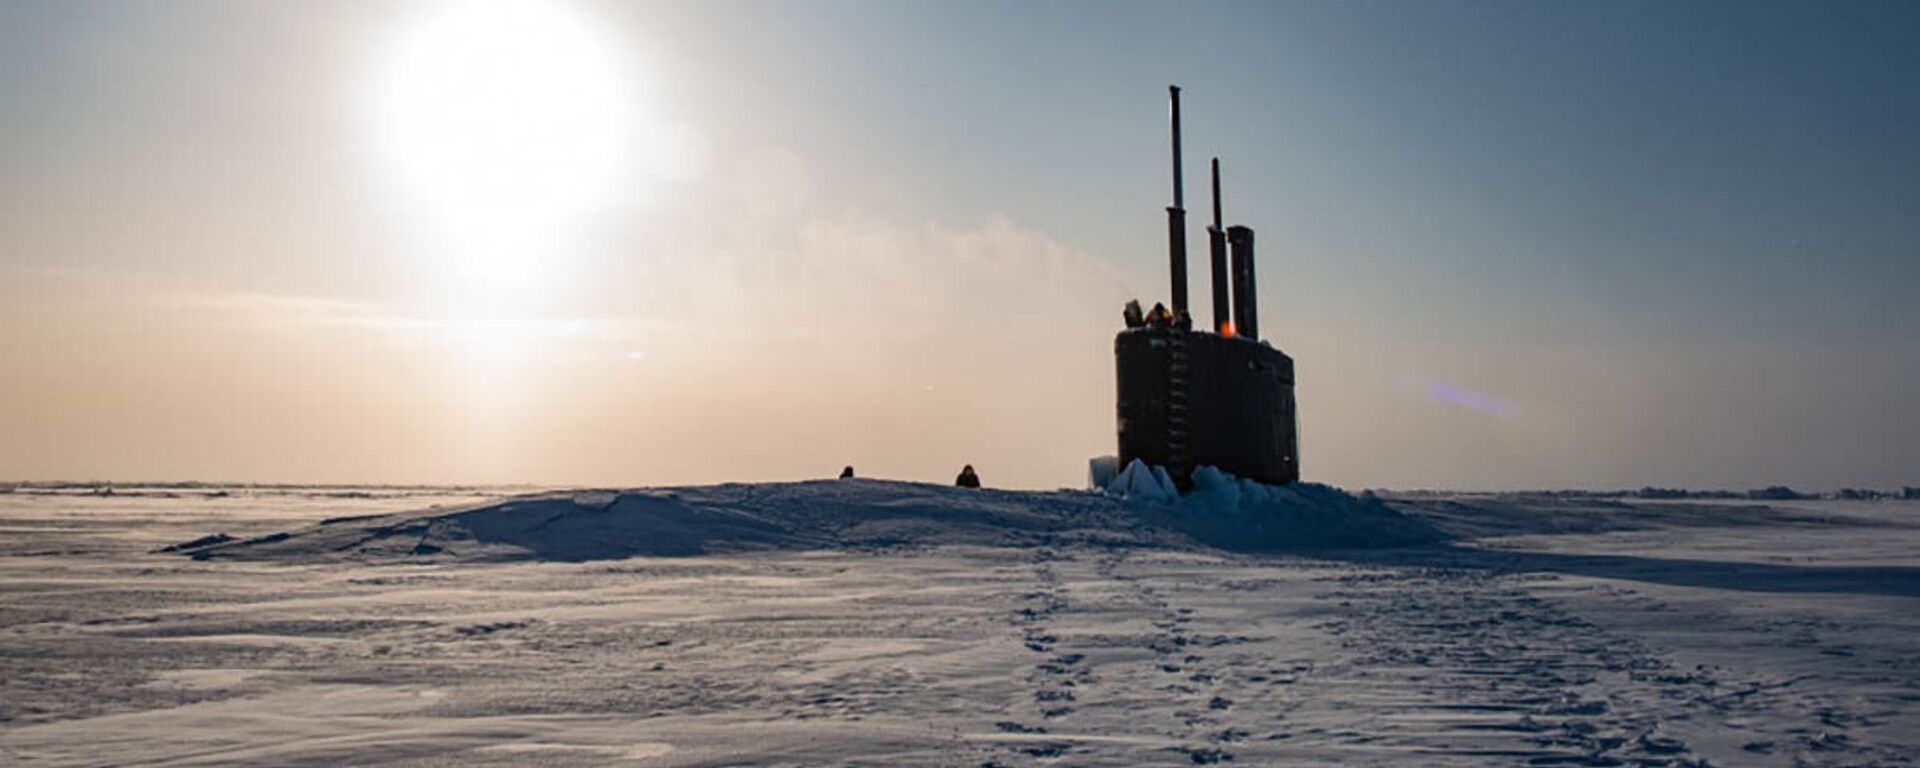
[955, 465, 981, 488]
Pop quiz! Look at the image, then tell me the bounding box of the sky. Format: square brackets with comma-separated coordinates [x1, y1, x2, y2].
[1, 0, 1916, 491]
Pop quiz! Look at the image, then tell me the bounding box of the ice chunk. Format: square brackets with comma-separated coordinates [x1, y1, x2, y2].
[1151, 465, 1178, 496]
[1187, 465, 1242, 511]
[1087, 455, 1119, 491]
[1106, 458, 1178, 502]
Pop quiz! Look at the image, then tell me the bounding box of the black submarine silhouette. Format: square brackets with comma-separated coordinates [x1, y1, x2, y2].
[1115, 86, 1299, 489]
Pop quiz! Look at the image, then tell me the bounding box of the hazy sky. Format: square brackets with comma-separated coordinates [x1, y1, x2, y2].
[2, 0, 1916, 490]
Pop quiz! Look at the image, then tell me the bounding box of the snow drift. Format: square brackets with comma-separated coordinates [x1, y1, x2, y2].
[165, 476, 1444, 563]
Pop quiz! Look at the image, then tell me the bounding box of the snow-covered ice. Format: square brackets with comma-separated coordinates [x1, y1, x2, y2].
[1, 483, 1916, 766]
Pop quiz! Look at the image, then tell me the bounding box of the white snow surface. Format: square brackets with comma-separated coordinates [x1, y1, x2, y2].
[2, 483, 1918, 766]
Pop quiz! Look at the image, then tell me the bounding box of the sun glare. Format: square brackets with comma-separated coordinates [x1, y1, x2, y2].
[369, 0, 641, 303]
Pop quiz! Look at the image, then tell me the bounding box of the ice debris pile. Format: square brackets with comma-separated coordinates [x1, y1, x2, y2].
[1095, 458, 1346, 508]
[1094, 458, 1443, 550]
[1092, 456, 1181, 501]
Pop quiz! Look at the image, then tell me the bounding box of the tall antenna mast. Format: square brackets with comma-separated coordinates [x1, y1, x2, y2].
[1166, 86, 1189, 322]
[1170, 87, 1185, 210]
[1208, 157, 1230, 334]
[1210, 157, 1222, 230]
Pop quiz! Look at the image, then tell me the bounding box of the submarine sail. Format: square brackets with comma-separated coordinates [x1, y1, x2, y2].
[1114, 86, 1299, 488]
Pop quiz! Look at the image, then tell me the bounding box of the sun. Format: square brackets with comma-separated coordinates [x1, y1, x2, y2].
[368, 0, 640, 303]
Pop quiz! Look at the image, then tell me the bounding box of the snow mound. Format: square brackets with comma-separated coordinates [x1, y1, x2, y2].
[166, 477, 1445, 564]
[173, 480, 1175, 563]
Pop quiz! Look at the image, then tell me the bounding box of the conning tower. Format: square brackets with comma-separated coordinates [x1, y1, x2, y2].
[1115, 86, 1299, 488]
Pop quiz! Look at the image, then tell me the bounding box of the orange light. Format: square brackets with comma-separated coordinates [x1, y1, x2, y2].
[1219, 321, 1235, 338]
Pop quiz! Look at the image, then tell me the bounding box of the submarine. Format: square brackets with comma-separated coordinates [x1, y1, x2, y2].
[1115, 86, 1299, 489]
